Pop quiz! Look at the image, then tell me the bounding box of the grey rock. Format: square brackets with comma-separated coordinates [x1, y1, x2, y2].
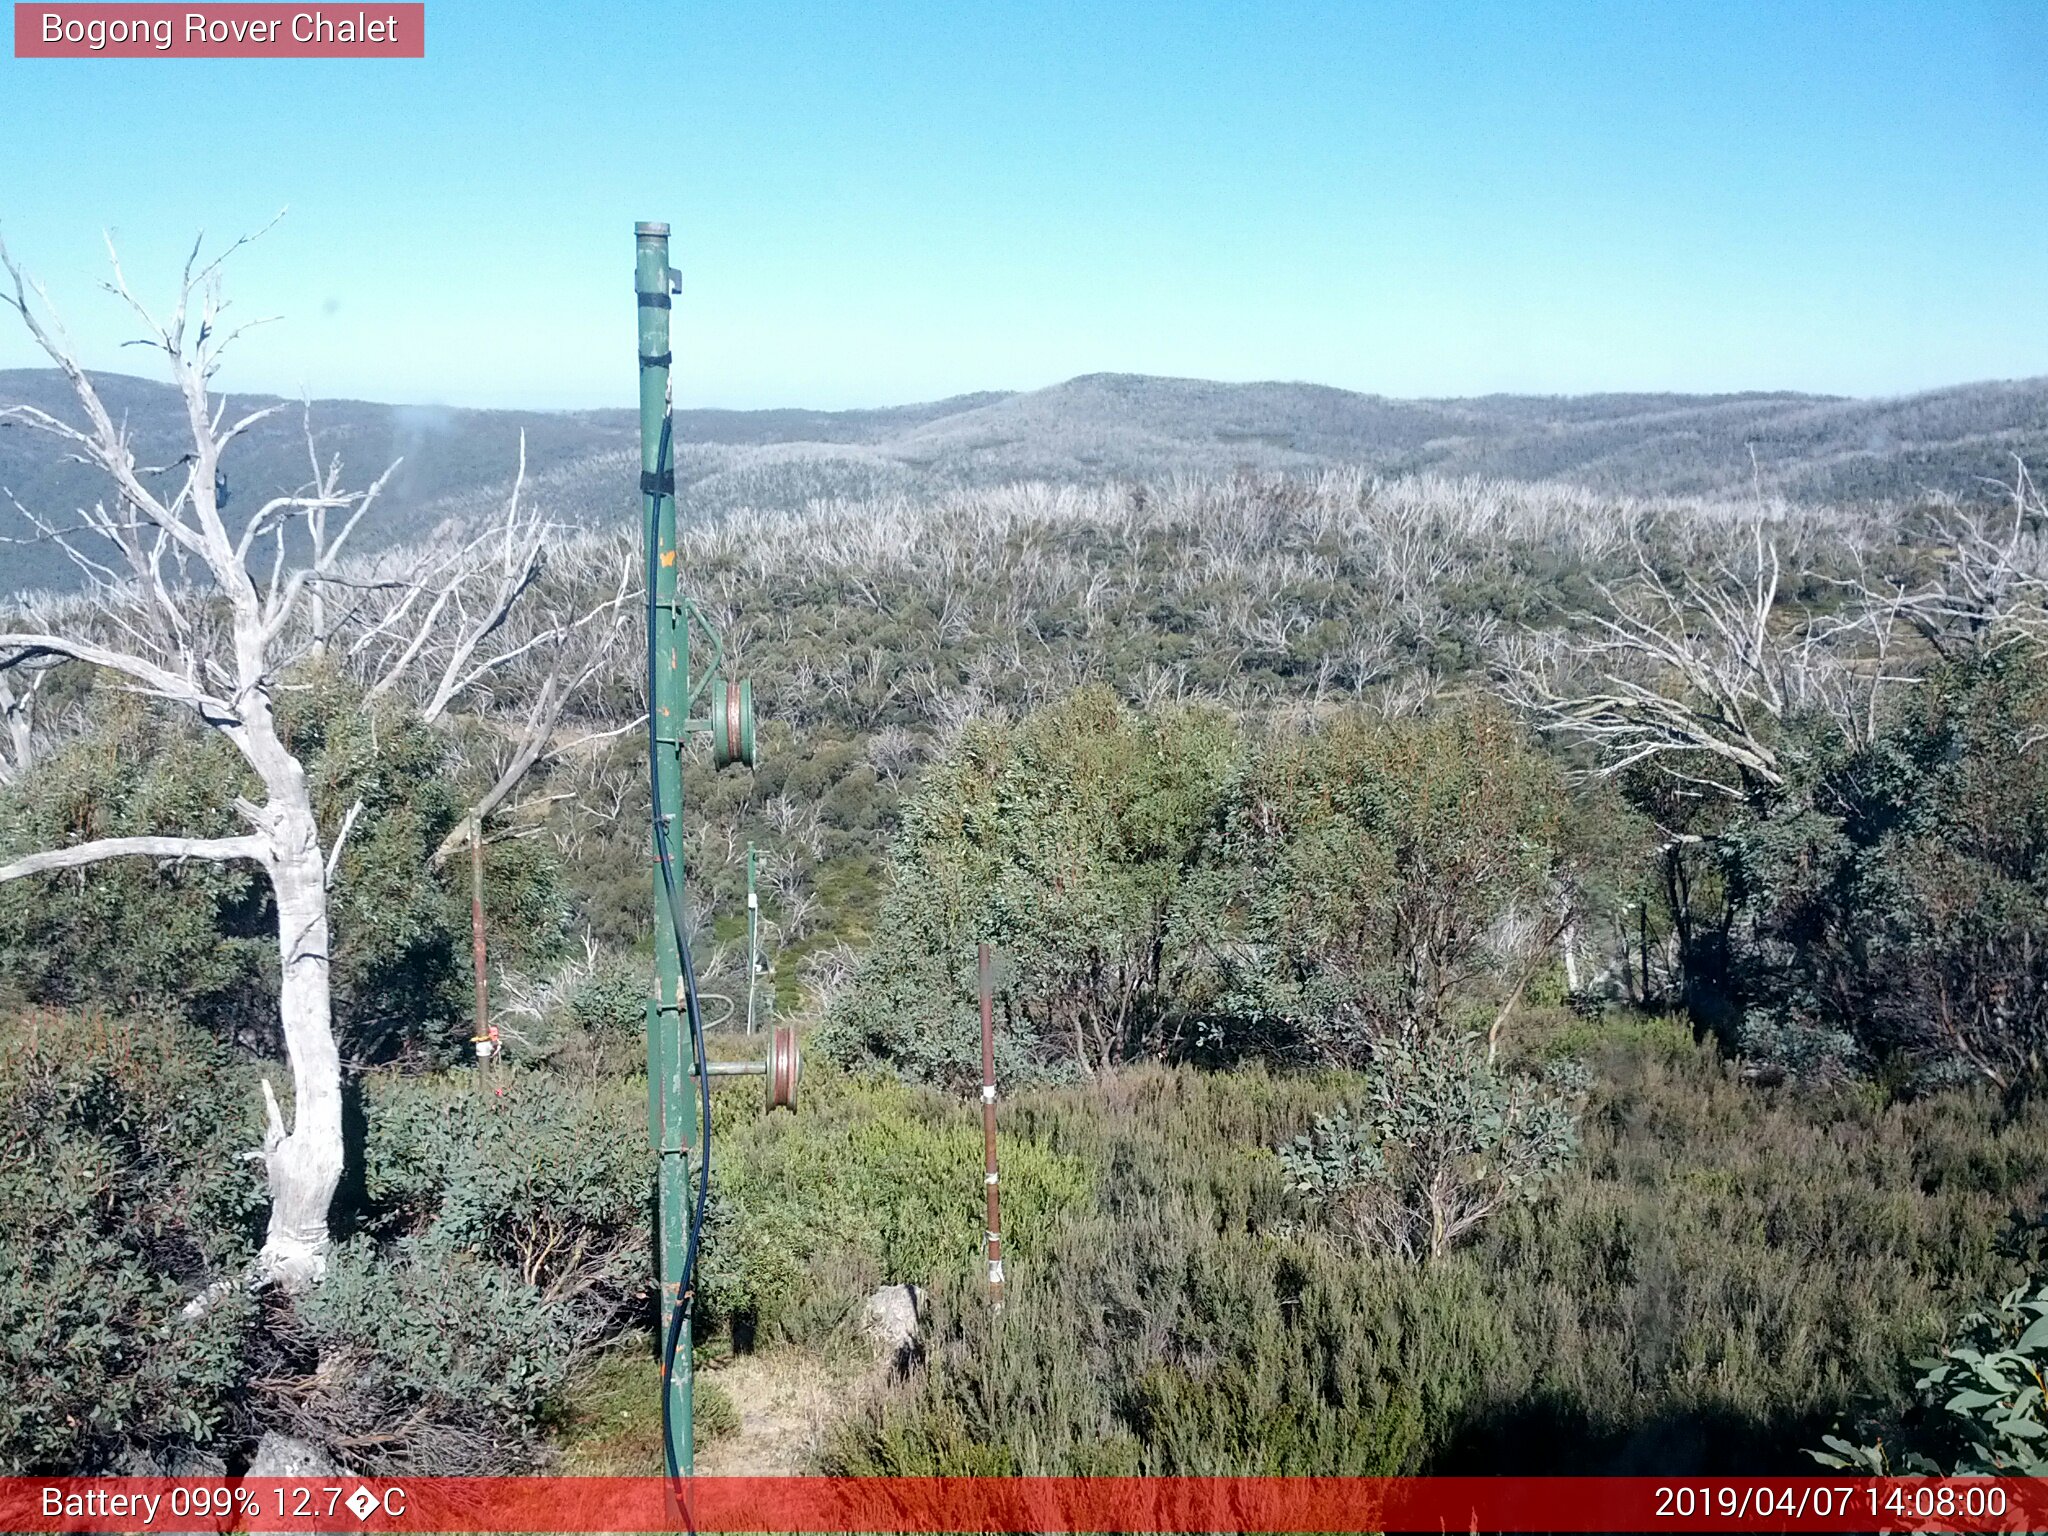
[861, 1283, 923, 1376]
[246, 1431, 344, 1478]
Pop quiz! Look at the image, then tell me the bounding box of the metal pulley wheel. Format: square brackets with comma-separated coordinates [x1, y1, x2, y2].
[766, 1024, 800, 1111]
[711, 676, 756, 769]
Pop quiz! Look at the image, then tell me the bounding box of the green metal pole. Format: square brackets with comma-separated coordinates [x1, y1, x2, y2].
[637, 220, 694, 1472]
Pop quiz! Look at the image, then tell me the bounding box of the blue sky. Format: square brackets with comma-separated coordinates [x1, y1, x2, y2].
[1, 1, 2043, 409]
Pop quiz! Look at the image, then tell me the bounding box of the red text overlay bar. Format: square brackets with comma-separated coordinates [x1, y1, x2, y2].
[14, 4, 423, 57]
[2, 1477, 2045, 1533]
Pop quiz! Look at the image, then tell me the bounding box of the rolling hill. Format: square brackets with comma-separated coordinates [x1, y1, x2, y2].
[4, 367, 2045, 596]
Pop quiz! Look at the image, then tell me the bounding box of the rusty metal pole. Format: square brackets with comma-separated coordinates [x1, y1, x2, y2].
[978, 942, 1004, 1310]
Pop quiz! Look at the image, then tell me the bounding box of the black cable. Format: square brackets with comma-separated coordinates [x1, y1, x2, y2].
[644, 409, 713, 1507]
[654, 818, 711, 1494]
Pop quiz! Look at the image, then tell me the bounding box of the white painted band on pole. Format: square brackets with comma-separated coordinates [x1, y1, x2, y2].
[985, 1172, 999, 1185]
[980, 1084, 996, 1103]
[988, 1260, 1004, 1283]
[747, 892, 758, 909]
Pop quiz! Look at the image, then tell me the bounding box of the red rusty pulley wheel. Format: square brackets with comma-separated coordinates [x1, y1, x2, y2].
[765, 1024, 800, 1112]
[711, 676, 756, 769]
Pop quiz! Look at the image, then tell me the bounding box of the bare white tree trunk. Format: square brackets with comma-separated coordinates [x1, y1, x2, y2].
[253, 796, 344, 1287]
[0, 227, 614, 1295]
[0, 672, 40, 783]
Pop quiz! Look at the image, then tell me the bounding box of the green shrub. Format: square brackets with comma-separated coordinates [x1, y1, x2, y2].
[568, 956, 648, 1038]
[1714, 652, 2048, 1092]
[700, 1058, 1092, 1349]
[0, 699, 270, 1025]
[275, 1233, 581, 1474]
[360, 1070, 648, 1341]
[823, 1063, 1501, 1475]
[0, 1009, 262, 1474]
[823, 693, 1589, 1086]
[0, 668, 568, 1066]
[1280, 1036, 1580, 1260]
[821, 688, 1240, 1087]
[825, 1041, 2048, 1476]
[272, 1060, 648, 1475]
[283, 670, 472, 1063]
[1205, 707, 1577, 1062]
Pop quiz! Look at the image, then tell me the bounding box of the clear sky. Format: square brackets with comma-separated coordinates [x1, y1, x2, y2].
[1, 1, 2044, 409]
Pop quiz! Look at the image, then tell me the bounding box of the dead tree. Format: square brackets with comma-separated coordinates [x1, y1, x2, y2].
[1495, 524, 1895, 803]
[1496, 475, 2048, 808]
[0, 668, 44, 783]
[327, 444, 638, 868]
[0, 230, 610, 1292]
[1877, 463, 2048, 658]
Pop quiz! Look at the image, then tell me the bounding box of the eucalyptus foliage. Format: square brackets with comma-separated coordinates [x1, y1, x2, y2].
[0, 1010, 261, 1474]
[0, 668, 568, 1064]
[1812, 1281, 2048, 1476]
[1279, 1038, 1581, 1261]
[819, 687, 1241, 1087]
[823, 690, 1594, 1087]
[1206, 707, 1575, 1064]
[1725, 652, 2048, 1091]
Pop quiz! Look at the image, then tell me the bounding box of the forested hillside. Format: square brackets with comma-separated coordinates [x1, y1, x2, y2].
[11, 429, 2048, 1478]
[7, 366, 2047, 594]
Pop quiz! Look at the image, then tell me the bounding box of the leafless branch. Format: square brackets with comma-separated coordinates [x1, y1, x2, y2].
[0, 832, 268, 883]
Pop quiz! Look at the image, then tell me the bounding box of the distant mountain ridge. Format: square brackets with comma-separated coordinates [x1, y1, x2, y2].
[4, 367, 2045, 596]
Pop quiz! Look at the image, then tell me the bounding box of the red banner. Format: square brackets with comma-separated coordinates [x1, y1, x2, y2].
[1, 1477, 2045, 1533]
[13, 4, 424, 57]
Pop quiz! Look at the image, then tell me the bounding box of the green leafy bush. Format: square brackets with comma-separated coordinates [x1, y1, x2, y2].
[0, 668, 568, 1066]
[1812, 1280, 2048, 1475]
[0, 1009, 262, 1474]
[1204, 707, 1580, 1062]
[273, 1234, 583, 1474]
[360, 1070, 648, 1340]
[826, 1035, 2048, 1476]
[281, 669, 471, 1063]
[821, 688, 1240, 1086]
[1280, 1037, 1580, 1260]
[1703, 652, 2048, 1092]
[0, 698, 270, 1025]
[567, 955, 648, 1038]
[248, 1070, 654, 1475]
[825, 1064, 1450, 1476]
[823, 692, 1590, 1085]
[700, 1059, 1092, 1348]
